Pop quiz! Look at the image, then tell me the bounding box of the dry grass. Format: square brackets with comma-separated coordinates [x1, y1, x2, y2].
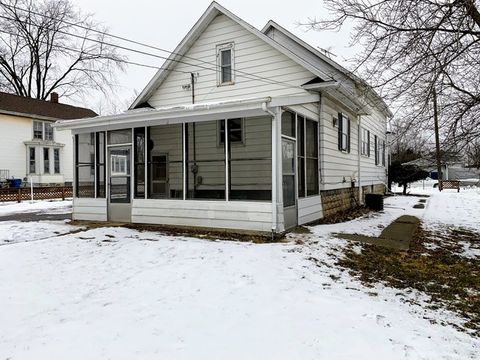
[338, 225, 480, 335]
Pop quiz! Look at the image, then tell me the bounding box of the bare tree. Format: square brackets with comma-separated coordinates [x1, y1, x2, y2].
[0, 0, 125, 100]
[304, 0, 480, 146]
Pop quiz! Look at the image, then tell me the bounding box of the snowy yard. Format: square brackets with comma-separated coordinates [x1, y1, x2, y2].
[0, 188, 479, 359]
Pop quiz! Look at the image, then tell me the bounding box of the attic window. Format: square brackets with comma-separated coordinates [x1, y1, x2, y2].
[217, 43, 234, 85]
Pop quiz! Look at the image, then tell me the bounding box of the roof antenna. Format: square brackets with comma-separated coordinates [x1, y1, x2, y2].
[317, 46, 337, 58]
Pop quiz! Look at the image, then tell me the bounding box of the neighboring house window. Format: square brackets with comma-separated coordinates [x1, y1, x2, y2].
[33, 121, 54, 141]
[43, 148, 50, 174]
[361, 127, 370, 156]
[338, 113, 350, 152]
[219, 118, 243, 144]
[54, 148, 60, 174]
[45, 122, 54, 141]
[29, 147, 36, 174]
[217, 43, 234, 85]
[33, 120, 43, 140]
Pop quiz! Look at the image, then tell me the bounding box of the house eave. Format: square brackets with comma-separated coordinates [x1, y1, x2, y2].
[55, 97, 274, 132]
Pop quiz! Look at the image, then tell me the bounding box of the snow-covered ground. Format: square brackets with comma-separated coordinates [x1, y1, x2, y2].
[0, 191, 479, 359]
[0, 199, 71, 216]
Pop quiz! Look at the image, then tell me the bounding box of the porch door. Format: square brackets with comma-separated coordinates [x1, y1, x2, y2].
[150, 153, 168, 198]
[282, 138, 297, 229]
[108, 146, 132, 222]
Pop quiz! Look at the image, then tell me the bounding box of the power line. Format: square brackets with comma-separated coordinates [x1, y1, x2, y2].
[0, 2, 305, 90]
[0, 27, 189, 74]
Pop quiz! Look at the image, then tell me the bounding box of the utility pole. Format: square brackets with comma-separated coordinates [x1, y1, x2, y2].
[432, 87, 443, 190]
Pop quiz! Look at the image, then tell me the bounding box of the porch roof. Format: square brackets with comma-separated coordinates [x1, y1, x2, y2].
[53, 94, 320, 133]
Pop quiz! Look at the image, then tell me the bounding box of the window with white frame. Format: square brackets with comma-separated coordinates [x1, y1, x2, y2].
[338, 113, 350, 152]
[111, 154, 128, 175]
[375, 135, 381, 165]
[33, 120, 54, 141]
[361, 127, 370, 156]
[33, 120, 43, 139]
[43, 148, 50, 174]
[217, 43, 234, 85]
[28, 147, 36, 174]
[54, 148, 60, 174]
[219, 118, 243, 144]
[45, 122, 54, 141]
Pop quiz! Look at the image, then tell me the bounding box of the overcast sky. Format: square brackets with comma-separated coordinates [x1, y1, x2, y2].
[71, 0, 355, 113]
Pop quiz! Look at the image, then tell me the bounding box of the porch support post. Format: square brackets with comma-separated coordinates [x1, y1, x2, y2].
[271, 106, 284, 233]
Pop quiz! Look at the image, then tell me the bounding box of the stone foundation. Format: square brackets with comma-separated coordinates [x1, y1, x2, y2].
[320, 184, 386, 217]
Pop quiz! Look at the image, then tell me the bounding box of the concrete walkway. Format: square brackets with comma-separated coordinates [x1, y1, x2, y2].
[336, 215, 420, 250]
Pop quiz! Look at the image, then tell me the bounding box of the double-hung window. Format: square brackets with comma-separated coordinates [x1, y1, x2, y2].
[33, 121, 43, 140]
[29, 147, 36, 174]
[54, 148, 60, 174]
[219, 118, 243, 144]
[45, 122, 54, 141]
[217, 43, 234, 85]
[375, 135, 381, 166]
[43, 148, 50, 174]
[361, 127, 370, 156]
[33, 120, 54, 141]
[338, 113, 350, 152]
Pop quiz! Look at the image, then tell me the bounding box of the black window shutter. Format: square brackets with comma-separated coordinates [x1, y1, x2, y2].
[367, 130, 370, 157]
[347, 118, 351, 153]
[337, 112, 343, 151]
[374, 135, 378, 165]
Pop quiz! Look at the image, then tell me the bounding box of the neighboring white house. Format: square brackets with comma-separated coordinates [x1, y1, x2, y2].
[55, 2, 392, 234]
[0, 92, 97, 186]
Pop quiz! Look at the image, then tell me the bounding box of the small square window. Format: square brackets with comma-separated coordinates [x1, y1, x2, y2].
[219, 118, 243, 144]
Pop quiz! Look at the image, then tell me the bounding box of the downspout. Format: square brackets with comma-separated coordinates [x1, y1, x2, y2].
[357, 115, 363, 204]
[262, 101, 277, 236]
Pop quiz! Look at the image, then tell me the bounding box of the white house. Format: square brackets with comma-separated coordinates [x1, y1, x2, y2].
[55, 2, 391, 234]
[0, 91, 97, 186]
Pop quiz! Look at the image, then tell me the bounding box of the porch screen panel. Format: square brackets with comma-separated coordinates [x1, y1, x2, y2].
[229, 117, 272, 201]
[148, 124, 183, 199]
[134, 128, 145, 198]
[75, 133, 95, 198]
[186, 121, 225, 200]
[96, 132, 106, 198]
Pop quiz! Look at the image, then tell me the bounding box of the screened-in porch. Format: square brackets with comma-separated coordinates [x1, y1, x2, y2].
[70, 103, 322, 233]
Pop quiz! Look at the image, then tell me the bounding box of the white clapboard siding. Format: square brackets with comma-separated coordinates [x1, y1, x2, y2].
[320, 95, 361, 191]
[287, 103, 319, 121]
[359, 107, 388, 187]
[298, 196, 323, 225]
[148, 14, 315, 108]
[73, 198, 107, 221]
[131, 199, 272, 232]
[0, 114, 30, 180]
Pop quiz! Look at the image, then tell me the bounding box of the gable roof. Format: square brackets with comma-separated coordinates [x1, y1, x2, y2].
[130, 1, 334, 109]
[130, 1, 391, 118]
[262, 20, 392, 117]
[0, 91, 97, 121]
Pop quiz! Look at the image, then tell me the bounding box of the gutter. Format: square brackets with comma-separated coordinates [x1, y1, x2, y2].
[53, 97, 273, 130]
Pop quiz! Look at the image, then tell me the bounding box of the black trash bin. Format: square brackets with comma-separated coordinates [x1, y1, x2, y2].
[365, 193, 384, 211]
